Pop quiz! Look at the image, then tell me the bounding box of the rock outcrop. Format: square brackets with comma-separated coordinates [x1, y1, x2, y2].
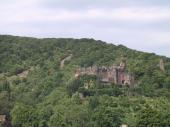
[159, 58, 165, 72]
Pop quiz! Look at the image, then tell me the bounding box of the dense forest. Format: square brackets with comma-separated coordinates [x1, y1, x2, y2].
[0, 35, 170, 127]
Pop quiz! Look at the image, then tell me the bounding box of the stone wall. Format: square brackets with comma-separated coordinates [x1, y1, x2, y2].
[75, 63, 134, 85]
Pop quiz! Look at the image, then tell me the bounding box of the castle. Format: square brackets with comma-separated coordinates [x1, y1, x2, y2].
[75, 60, 134, 85]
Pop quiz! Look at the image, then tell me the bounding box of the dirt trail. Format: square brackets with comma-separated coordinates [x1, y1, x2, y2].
[60, 54, 73, 69]
[17, 70, 29, 78]
[17, 67, 34, 79]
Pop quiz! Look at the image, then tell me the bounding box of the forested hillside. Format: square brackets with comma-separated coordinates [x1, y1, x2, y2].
[0, 35, 170, 127]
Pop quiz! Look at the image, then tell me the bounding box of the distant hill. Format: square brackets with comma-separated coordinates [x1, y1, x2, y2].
[0, 35, 170, 127]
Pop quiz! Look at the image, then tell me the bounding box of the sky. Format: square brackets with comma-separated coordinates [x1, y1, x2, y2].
[0, 0, 170, 57]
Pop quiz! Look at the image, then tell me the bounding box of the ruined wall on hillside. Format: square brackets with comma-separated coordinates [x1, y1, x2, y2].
[75, 63, 134, 85]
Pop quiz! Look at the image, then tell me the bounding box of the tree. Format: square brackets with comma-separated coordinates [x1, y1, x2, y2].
[136, 99, 170, 127]
[89, 95, 99, 110]
[93, 106, 123, 127]
[66, 79, 82, 96]
[11, 103, 38, 127]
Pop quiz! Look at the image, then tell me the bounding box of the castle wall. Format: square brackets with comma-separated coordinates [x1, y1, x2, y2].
[75, 64, 134, 85]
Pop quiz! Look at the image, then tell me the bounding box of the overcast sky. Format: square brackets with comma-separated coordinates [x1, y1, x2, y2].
[1, 0, 170, 57]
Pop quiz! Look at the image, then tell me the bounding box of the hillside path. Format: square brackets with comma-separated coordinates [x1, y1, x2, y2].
[60, 54, 73, 69]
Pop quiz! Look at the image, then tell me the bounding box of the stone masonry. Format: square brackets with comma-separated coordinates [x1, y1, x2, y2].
[75, 61, 134, 85]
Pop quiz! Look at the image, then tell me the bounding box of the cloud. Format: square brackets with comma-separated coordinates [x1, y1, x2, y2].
[0, 0, 170, 57]
[1, 6, 170, 24]
[38, 0, 170, 10]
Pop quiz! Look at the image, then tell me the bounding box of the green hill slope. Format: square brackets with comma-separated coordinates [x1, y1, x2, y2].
[0, 35, 170, 127]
